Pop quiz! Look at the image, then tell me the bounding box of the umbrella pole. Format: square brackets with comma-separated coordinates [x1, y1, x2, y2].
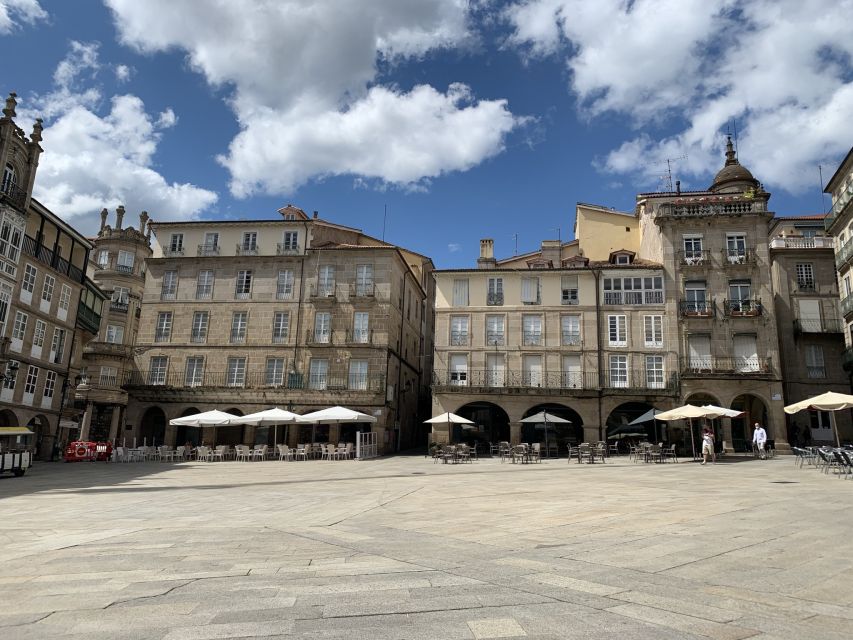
[273, 424, 278, 448]
[689, 418, 696, 460]
[830, 410, 841, 448]
[544, 418, 549, 459]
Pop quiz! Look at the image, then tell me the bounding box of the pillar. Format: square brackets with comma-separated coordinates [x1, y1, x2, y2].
[329, 424, 340, 444]
[510, 423, 522, 445]
[582, 426, 599, 444]
[108, 406, 122, 443]
[164, 424, 177, 447]
[243, 425, 256, 446]
[722, 419, 734, 453]
[78, 402, 94, 441]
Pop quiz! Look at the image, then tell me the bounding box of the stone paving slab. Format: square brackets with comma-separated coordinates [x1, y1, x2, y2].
[1, 455, 852, 638]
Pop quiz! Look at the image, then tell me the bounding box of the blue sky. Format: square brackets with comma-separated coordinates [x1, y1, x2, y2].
[0, 0, 850, 267]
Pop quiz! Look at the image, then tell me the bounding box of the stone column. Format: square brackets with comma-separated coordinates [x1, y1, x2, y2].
[108, 406, 122, 443]
[78, 402, 94, 441]
[329, 424, 340, 444]
[164, 424, 177, 447]
[583, 426, 599, 444]
[510, 423, 522, 445]
[722, 419, 734, 453]
[243, 425, 256, 446]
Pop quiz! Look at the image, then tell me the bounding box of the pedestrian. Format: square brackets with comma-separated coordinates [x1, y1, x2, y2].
[701, 428, 715, 465]
[752, 422, 767, 459]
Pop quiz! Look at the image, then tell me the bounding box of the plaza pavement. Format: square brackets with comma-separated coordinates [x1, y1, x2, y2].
[1, 453, 852, 639]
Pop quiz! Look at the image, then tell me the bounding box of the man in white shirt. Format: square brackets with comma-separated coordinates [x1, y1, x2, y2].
[752, 422, 767, 459]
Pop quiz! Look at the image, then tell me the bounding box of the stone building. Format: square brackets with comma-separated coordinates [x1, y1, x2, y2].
[0, 93, 104, 458]
[768, 214, 850, 444]
[124, 206, 434, 453]
[76, 206, 152, 444]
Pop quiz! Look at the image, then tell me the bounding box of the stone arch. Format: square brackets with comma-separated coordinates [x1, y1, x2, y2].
[605, 401, 665, 447]
[215, 407, 245, 446]
[140, 406, 166, 446]
[731, 393, 769, 452]
[0, 408, 19, 425]
[521, 403, 584, 450]
[684, 392, 725, 453]
[27, 414, 50, 452]
[175, 407, 202, 446]
[454, 401, 511, 445]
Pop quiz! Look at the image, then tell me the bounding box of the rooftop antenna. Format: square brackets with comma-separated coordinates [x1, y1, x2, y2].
[552, 227, 561, 243]
[819, 165, 828, 214]
[732, 119, 739, 155]
[657, 155, 688, 192]
[382, 204, 387, 242]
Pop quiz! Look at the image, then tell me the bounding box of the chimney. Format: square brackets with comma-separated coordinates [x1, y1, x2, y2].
[3, 92, 16, 120]
[477, 238, 496, 269]
[540, 240, 561, 267]
[675, 180, 681, 195]
[115, 205, 125, 230]
[313, 210, 319, 219]
[99, 208, 108, 232]
[139, 210, 149, 231]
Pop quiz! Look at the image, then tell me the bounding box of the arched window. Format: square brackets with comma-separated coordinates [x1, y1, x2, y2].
[1, 164, 16, 193]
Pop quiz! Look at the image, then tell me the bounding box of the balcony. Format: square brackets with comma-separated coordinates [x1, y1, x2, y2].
[486, 332, 505, 347]
[679, 300, 715, 318]
[109, 301, 129, 313]
[721, 248, 756, 266]
[197, 244, 220, 257]
[432, 369, 677, 393]
[234, 291, 252, 300]
[770, 236, 835, 250]
[76, 303, 102, 335]
[271, 334, 288, 344]
[836, 240, 853, 270]
[658, 199, 765, 218]
[681, 357, 772, 376]
[230, 332, 246, 344]
[350, 283, 375, 298]
[603, 290, 663, 305]
[306, 330, 332, 345]
[678, 249, 710, 266]
[22, 235, 86, 283]
[562, 332, 581, 346]
[124, 370, 385, 392]
[794, 318, 844, 334]
[796, 279, 816, 292]
[487, 292, 504, 306]
[163, 247, 184, 257]
[83, 341, 133, 358]
[842, 294, 853, 318]
[236, 244, 258, 256]
[190, 333, 207, 344]
[310, 284, 336, 299]
[276, 243, 300, 255]
[0, 181, 27, 211]
[195, 288, 213, 300]
[522, 332, 543, 347]
[154, 331, 171, 343]
[807, 366, 826, 379]
[346, 330, 372, 345]
[723, 299, 762, 317]
[450, 332, 470, 346]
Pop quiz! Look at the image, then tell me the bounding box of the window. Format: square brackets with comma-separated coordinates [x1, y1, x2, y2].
[798, 299, 822, 332]
[349, 360, 368, 390]
[562, 354, 581, 388]
[806, 345, 825, 379]
[486, 314, 504, 346]
[105, 324, 124, 344]
[276, 269, 294, 299]
[149, 356, 168, 385]
[117, 250, 135, 273]
[609, 355, 628, 388]
[356, 264, 373, 296]
[23, 365, 38, 398]
[21, 263, 37, 302]
[204, 232, 219, 248]
[487, 277, 504, 305]
[43, 371, 56, 399]
[12, 310, 27, 340]
[155, 312, 173, 342]
[282, 231, 298, 251]
[265, 358, 285, 386]
[96, 250, 109, 267]
[728, 279, 751, 302]
[796, 263, 815, 290]
[726, 233, 747, 263]
[733, 334, 759, 372]
[684, 280, 708, 313]
[309, 359, 329, 390]
[318, 265, 335, 296]
[608, 314, 627, 347]
[844, 275, 852, 298]
[241, 231, 258, 252]
[33, 319, 46, 347]
[603, 276, 663, 305]
[168, 233, 184, 253]
[41, 274, 54, 306]
[185, 357, 205, 387]
[645, 355, 664, 389]
[161, 271, 178, 300]
[449, 354, 468, 386]
[643, 315, 663, 347]
[2, 163, 15, 191]
[561, 315, 581, 345]
[523, 314, 543, 346]
[688, 334, 712, 370]
[226, 357, 247, 387]
[521, 276, 540, 304]
[314, 312, 331, 343]
[58, 284, 71, 312]
[111, 286, 129, 305]
[450, 315, 469, 346]
[561, 275, 579, 305]
[0, 213, 24, 275]
[486, 353, 505, 387]
[230, 312, 248, 343]
[235, 270, 252, 298]
[99, 366, 117, 386]
[522, 354, 543, 386]
[615, 254, 631, 265]
[683, 235, 704, 263]
[0, 283, 9, 336]
[196, 270, 214, 299]
[191, 311, 209, 343]
[352, 311, 368, 343]
[273, 312, 290, 343]
[50, 328, 66, 363]
[452, 278, 469, 306]
[2, 360, 18, 390]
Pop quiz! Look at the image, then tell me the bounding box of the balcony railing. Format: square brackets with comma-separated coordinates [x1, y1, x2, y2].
[230, 332, 246, 344]
[842, 294, 853, 318]
[306, 330, 331, 344]
[487, 292, 504, 306]
[197, 244, 220, 256]
[190, 334, 207, 344]
[195, 288, 213, 300]
[722, 248, 756, 265]
[679, 300, 715, 317]
[723, 299, 762, 317]
[0, 181, 28, 211]
[163, 247, 184, 257]
[836, 240, 853, 269]
[486, 332, 505, 346]
[76, 303, 102, 335]
[770, 236, 835, 250]
[807, 366, 826, 379]
[346, 330, 372, 345]
[561, 332, 581, 346]
[310, 284, 336, 299]
[350, 283, 375, 298]
[22, 235, 86, 283]
[272, 334, 288, 344]
[794, 318, 844, 333]
[125, 370, 386, 392]
[160, 290, 177, 300]
[561, 290, 579, 305]
[603, 290, 664, 305]
[109, 301, 129, 313]
[678, 249, 710, 266]
[681, 357, 772, 375]
[432, 369, 677, 392]
[236, 244, 258, 256]
[450, 332, 470, 346]
[522, 332, 543, 346]
[658, 200, 765, 218]
[154, 331, 171, 343]
[234, 291, 251, 300]
[276, 243, 300, 255]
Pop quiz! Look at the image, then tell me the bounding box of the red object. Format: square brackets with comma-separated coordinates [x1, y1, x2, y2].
[63, 441, 113, 462]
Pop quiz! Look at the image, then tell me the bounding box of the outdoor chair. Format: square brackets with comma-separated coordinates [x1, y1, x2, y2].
[174, 446, 186, 461]
[833, 450, 852, 479]
[293, 445, 308, 461]
[277, 444, 292, 461]
[566, 444, 573, 463]
[577, 444, 592, 464]
[157, 446, 174, 462]
[113, 447, 127, 462]
[608, 442, 619, 457]
[344, 443, 354, 459]
[322, 443, 337, 461]
[489, 442, 499, 456]
[646, 444, 662, 464]
[235, 445, 251, 462]
[530, 443, 542, 463]
[498, 441, 511, 462]
[593, 443, 607, 463]
[251, 445, 267, 461]
[456, 444, 471, 463]
[467, 443, 479, 461]
[196, 446, 212, 462]
[661, 444, 678, 463]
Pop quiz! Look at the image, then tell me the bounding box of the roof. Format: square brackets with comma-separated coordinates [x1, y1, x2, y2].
[29, 198, 94, 249]
[824, 146, 853, 193]
[576, 202, 635, 217]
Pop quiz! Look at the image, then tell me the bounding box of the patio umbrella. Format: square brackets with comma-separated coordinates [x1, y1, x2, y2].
[424, 412, 474, 445]
[300, 406, 378, 444]
[784, 391, 853, 447]
[520, 411, 570, 457]
[628, 408, 662, 442]
[607, 432, 646, 439]
[656, 405, 724, 459]
[702, 404, 744, 418]
[235, 407, 304, 448]
[169, 410, 239, 447]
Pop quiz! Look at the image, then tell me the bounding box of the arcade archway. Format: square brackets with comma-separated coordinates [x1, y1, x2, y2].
[140, 406, 166, 446]
[606, 402, 661, 441]
[175, 407, 201, 446]
[521, 403, 583, 450]
[216, 407, 245, 445]
[455, 402, 510, 445]
[731, 394, 769, 452]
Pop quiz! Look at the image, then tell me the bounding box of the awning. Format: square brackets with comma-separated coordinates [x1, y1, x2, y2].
[0, 427, 35, 437]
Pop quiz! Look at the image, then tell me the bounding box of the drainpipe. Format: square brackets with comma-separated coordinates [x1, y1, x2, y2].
[395, 273, 407, 451]
[593, 266, 604, 441]
[292, 220, 309, 387]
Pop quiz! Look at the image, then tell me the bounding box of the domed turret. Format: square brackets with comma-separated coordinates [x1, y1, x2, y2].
[709, 136, 760, 194]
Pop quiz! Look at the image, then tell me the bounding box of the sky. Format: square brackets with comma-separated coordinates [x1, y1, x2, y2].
[0, 0, 851, 268]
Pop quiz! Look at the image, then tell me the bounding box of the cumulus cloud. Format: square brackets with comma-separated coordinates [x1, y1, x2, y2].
[0, 0, 47, 34]
[114, 63, 132, 82]
[506, 0, 853, 193]
[105, 0, 524, 196]
[20, 42, 217, 232]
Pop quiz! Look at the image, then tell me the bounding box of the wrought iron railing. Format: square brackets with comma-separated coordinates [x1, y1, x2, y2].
[836, 240, 853, 269]
[722, 248, 756, 265]
[432, 369, 678, 392]
[678, 249, 710, 266]
[723, 299, 762, 316]
[561, 332, 581, 346]
[522, 331, 543, 346]
[276, 243, 300, 255]
[163, 247, 184, 257]
[0, 181, 27, 210]
[125, 370, 385, 391]
[22, 235, 87, 283]
[197, 244, 219, 256]
[842, 294, 853, 318]
[109, 301, 129, 313]
[450, 332, 470, 346]
[679, 300, 715, 317]
[76, 303, 102, 334]
[603, 290, 663, 305]
[487, 292, 504, 306]
[350, 283, 375, 298]
[236, 244, 258, 256]
[310, 284, 336, 298]
[680, 357, 772, 375]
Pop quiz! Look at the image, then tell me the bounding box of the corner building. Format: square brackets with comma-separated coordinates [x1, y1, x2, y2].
[126, 206, 434, 453]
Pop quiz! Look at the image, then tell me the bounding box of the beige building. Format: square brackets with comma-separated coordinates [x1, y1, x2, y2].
[124, 206, 434, 453]
[0, 93, 105, 458]
[768, 214, 850, 444]
[825, 147, 853, 381]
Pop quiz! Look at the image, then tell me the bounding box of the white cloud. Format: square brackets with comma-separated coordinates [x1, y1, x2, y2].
[506, 0, 853, 193]
[105, 0, 523, 196]
[114, 63, 132, 82]
[0, 0, 47, 34]
[20, 43, 217, 233]
[448, 242, 461, 252]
